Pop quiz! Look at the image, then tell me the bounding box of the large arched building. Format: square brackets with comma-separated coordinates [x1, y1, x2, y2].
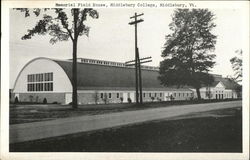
[13, 57, 239, 104]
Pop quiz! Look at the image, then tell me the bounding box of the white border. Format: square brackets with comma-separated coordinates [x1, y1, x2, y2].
[1, 1, 249, 160]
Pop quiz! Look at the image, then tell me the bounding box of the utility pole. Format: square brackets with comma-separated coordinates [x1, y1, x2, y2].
[129, 12, 144, 104]
[137, 48, 143, 104]
[72, 8, 79, 109]
[125, 55, 152, 104]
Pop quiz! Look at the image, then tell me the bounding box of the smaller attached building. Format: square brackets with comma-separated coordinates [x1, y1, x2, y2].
[191, 74, 240, 100]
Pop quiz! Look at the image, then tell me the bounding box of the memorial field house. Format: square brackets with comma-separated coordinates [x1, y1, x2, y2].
[12, 57, 240, 104]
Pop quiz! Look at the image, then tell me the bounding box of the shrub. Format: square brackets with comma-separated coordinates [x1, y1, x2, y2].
[120, 97, 123, 103]
[14, 97, 19, 104]
[127, 98, 132, 103]
[151, 97, 155, 102]
[43, 98, 47, 104]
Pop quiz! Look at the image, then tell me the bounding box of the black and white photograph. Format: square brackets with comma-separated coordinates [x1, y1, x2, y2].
[1, 1, 249, 160]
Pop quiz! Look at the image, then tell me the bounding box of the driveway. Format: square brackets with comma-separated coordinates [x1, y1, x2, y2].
[10, 100, 242, 143]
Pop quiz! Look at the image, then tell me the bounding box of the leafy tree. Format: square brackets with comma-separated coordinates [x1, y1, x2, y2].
[230, 49, 242, 82]
[15, 8, 99, 108]
[159, 9, 217, 100]
[225, 77, 242, 98]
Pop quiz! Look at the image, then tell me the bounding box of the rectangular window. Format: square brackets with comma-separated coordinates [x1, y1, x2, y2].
[32, 75, 35, 82]
[160, 93, 162, 97]
[143, 93, 146, 97]
[117, 93, 120, 98]
[45, 83, 53, 91]
[36, 74, 39, 82]
[40, 83, 44, 91]
[44, 83, 48, 91]
[179, 93, 181, 97]
[27, 84, 31, 91]
[40, 74, 43, 82]
[109, 93, 112, 99]
[27, 75, 31, 82]
[30, 84, 33, 91]
[155, 93, 157, 97]
[101, 93, 103, 99]
[49, 73, 53, 81]
[35, 83, 38, 91]
[45, 73, 49, 81]
[37, 83, 40, 91]
[49, 83, 53, 91]
[174, 93, 176, 97]
[149, 93, 151, 97]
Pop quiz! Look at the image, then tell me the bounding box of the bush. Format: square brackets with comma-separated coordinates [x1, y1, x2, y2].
[127, 98, 132, 103]
[52, 101, 58, 104]
[43, 98, 47, 104]
[151, 97, 155, 102]
[120, 97, 123, 103]
[14, 97, 19, 104]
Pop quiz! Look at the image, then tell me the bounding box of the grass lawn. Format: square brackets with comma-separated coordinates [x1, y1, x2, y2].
[10, 107, 242, 152]
[10, 99, 241, 124]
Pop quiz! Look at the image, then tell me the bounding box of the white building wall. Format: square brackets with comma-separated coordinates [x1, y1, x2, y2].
[191, 82, 239, 100]
[13, 58, 72, 93]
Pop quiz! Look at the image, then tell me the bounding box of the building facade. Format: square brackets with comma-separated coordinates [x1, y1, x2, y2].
[12, 57, 240, 104]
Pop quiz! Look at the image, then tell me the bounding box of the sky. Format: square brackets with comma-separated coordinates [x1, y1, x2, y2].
[9, 8, 246, 88]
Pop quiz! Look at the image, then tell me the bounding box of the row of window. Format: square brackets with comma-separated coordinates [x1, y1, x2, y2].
[27, 73, 53, 82]
[100, 93, 119, 99]
[81, 59, 125, 67]
[171, 92, 193, 97]
[80, 58, 159, 70]
[98, 92, 193, 99]
[215, 91, 224, 93]
[27, 83, 53, 91]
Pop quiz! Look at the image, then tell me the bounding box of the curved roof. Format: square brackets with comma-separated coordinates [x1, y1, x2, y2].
[52, 59, 191, 91]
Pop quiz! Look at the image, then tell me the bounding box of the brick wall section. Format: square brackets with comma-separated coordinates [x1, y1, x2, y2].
[18, 93, 65, 104]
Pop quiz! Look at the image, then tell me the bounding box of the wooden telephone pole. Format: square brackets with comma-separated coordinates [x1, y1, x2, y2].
[127, 12, 152, 104]
[128, 12, 144, 104]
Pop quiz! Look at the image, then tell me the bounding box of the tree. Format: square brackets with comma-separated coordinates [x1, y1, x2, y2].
[226, 77, 242, 98]
[230, 49, 242, 82]
[159, 9, 217, 100]
[16, 8, 99, 109]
